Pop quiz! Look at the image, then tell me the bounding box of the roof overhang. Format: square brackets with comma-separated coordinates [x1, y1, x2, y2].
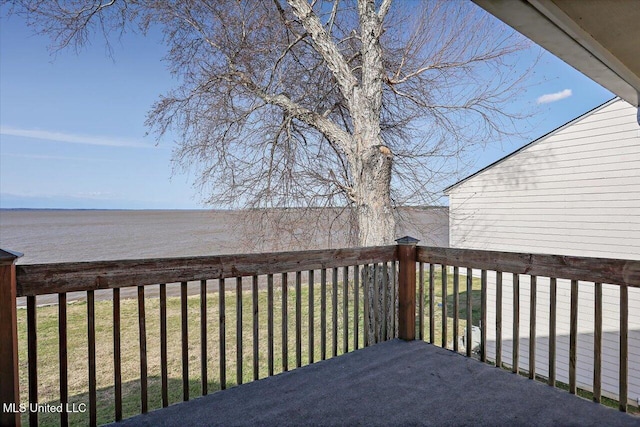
[473, 0, 640, 107]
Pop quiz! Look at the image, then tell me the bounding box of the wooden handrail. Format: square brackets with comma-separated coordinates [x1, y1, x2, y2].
[417, 246, 640, 287]
[16, 246, 397, 296]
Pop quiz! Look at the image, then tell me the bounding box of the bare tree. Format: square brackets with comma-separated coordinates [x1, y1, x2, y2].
[10, 0, 534, 342]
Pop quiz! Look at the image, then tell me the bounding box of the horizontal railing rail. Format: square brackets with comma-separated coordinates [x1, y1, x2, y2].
[417, 246, 640, 287]
[16, 246, 398, 296]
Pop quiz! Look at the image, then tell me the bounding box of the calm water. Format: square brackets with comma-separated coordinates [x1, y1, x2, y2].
[1, 208, 447, 305]
[0, 208, 448, 264]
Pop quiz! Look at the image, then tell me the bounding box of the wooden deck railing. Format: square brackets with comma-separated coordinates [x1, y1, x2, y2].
[0, 245, 398, 426]
[2, 240, 639, 426]
[415, 246, 640, 412]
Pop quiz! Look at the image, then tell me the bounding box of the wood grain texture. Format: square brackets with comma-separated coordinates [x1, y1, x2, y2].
[253, 276, 259, 379]
[417, 246, 639, 288]
[280, 273, 287, 372]
[569, 280, 578, 394]
[548, 278, 557, 387]
[0, 261, 20, 427]
[59, 293, 68, 427]
[321, 269, 327, 359]
[159, 284, 168, 407]
[528, 276, 536, 380]
[480, 269, 487, 362]
[200, 280, 208, 394]
[181, 282, 189, 401]
[594, 282, 602, 403]
[17, 246, 397, 296]
[620, 284, 628, 412]
[496, 271, 502, 368]
[87, 291, 97, 427]
[466, 269, 472, 358]
[138, 286, 147, 413]
[27, 295, 38, 427]
[429, 265, 435, 344]
[267, 274, 274, 376]
[397, 245, 416, 341]
[512, 274, 520, 374]
[354, 265, 359, 350]
[219, 279, 226, 390]
[113, 288, 122, 419]
[453, 267, 459, 353]
[236, 277, 243, 385]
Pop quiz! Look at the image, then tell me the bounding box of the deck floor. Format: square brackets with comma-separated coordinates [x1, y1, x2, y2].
[112, 339, 638, 426]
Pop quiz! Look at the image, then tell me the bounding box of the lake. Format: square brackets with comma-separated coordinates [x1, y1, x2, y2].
[0, 208, 448, 264]
[0, 208, 448, 305]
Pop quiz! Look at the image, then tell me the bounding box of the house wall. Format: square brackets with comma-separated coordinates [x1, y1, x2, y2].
[447, 99, 640, 404]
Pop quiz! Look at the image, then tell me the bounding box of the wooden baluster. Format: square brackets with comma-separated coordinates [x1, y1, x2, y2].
[236, 277, 243, 385]
[442, 265, 448, 349]
[593, 282, 602, 403]
[373, 264, 379, 343]
[253, 276, 259, 380]
[267, 274, 273, 376]
[181, 282, 189, 400]
[453, 267, 459, 353]
[113, 288, 123, 418]
[569, 280, 578, 394]
[280, 273, 287, 373]
[309, 270, 315, 364]
[620, 284, 629, 412]
[219, 279, 226, 390]
[201, 280, 208, 394]
[354, 265, 360, 349]
[87, 291, 97, 426]
[392, 261, 397, 338]
[429, 264, 435, 344]
[529, 276, 536, 380]
[343, 267, 349, 351]
[513, 274, 520, 374]
[59, 293, 68, 427]
[548, 278, 556, 387]
[159, 284, 168, 407]
[296, 271, 302, 367]
[27, 295, 38, 427]
[466, 269, 472, 358]
[382, 263, 388, 342]
[321, 269, 327, 359]
[363, 265, 369, 348]
[138, 286, 148, 413]
[418, 263, 424, 341]
[496, 272, 502, 368]
[332, 267, 338, 355]
[480, 269, 487, 362]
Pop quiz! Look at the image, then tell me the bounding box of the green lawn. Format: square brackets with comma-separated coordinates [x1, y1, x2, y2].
[17, 269, 480, 426]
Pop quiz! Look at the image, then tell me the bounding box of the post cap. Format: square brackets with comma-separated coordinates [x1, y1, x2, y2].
[395, 236, 420, 245]
[0, 249, 24, 262]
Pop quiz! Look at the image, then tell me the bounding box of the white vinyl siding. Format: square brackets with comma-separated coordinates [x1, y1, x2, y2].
[447, 98, 640, 405]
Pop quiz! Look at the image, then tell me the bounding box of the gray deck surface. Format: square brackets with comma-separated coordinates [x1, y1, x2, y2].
[113, 339, 639, 426]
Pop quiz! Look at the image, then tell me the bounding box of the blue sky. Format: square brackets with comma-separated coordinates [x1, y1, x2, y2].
[0, 7, 613, 210]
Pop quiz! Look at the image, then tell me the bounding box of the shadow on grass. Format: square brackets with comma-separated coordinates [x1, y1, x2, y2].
[22, 376, 223, 426]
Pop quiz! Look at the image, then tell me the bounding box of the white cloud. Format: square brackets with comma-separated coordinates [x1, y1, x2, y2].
[0, 126, 152, 148]
[536, 89, 572, 105]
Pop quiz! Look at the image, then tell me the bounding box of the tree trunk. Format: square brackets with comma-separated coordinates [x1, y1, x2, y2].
[353, 144, 396, 344]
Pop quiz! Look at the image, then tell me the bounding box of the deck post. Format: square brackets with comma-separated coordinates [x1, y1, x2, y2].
[396, 237, 419, 341]
[0, 249, 23, 427]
